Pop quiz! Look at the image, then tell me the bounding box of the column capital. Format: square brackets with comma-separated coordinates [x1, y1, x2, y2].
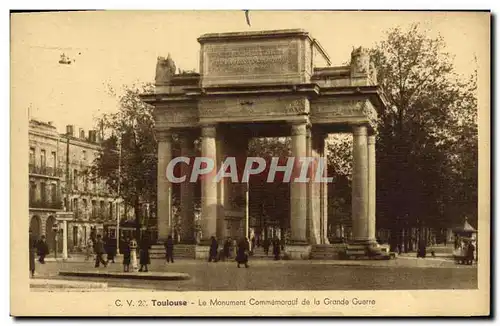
[156, 129, 172, 141]
[352, 125, 368, 136]
[291, 123, 308, 136]
[367, 135, 376, 145]
[201, 124, 217, 138]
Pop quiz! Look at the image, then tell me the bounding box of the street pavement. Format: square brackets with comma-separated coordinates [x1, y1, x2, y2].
[31, 255, 477, 291]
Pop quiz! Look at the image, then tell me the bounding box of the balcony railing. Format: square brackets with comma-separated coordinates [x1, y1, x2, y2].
[29, 198, 63, 210]
[29, 164, 63, 177]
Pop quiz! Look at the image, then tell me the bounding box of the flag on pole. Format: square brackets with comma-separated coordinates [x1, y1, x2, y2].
[244, 10, 251, 27]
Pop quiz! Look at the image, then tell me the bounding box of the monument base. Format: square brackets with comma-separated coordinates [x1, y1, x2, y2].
[345, 239, 392, 260]
[195, 245, 211, 260]
[285, 245, 312, 260]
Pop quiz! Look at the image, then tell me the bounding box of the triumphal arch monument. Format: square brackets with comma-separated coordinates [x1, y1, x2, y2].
[141, 29, 387, 259]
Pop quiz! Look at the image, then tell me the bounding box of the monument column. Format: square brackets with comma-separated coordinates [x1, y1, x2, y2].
[367, 134, 377, 241]
[156, 129, 172, 242]
[288, 122, 309, 258]
[351, 125, 369, 242]
[179, 131, 196, 244]
[198, 124, 218, 253]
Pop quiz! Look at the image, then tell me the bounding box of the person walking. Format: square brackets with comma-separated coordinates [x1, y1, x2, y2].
[466, 240, 475, 265]
[223, 237, 231, 261]
[236, 237, 250, 268]
[208, 236, 218, 263]
[36, 235, 49, 264]
[122, 237, 131, 272]
[232, 238, 237, 258]
[85, 237, 94, 261]
[273, 237, 281, 260]
[94, 234, 107, 268]
[106, 235, 117, 263]
[129, 237, 138, 271]
[263, 238, 270, 256]
[29, 230, 36, 278]
[164, 235, 174, 264]
[138, 235, 151, 272]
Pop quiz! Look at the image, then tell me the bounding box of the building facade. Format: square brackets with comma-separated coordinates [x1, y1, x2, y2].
[28, 119, 133, 254]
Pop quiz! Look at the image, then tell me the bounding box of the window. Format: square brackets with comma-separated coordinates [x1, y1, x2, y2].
[83, 174, 88, 191]
[51, 151, 56, 168]
[73, 169, 78, 190]
[40, 150, 46, 168]
[82, 199, 88, 218]
[72, 198, 78, 212]
[40, 182, 46, 202]
[82, 150, 87, 162]
[91, 200, 97, 218]
[109, 202, 113, 219]
[29, 148, 35, 165]
[73, 226, 78, 247]
[100, 200, 105, 218]
[51, 184, 57, 203]
[29, 182, 36, 202]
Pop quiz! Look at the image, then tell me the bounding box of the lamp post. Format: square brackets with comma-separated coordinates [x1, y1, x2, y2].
[245, 182, 249, 240]
[116, 132, 122, 255]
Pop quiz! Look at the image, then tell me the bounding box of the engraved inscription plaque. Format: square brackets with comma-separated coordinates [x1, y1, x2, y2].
[201, 39, 303, 86]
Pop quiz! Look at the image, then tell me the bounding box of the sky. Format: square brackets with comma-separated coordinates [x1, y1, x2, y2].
[11, 11, 489, 134]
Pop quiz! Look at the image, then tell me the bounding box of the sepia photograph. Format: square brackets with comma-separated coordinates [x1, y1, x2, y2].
[10, 9, 490, 316]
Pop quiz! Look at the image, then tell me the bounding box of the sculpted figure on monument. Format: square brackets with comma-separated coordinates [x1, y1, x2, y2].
[350, 46, 370, 75]
[155, 53, 177, 84]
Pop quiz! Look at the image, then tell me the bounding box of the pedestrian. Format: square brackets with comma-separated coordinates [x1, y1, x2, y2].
[122, 237, 131, 272]
[466, 240, 475, 265]
[85, 237, 94, 261]
[36, 235, 49, 264]
[263, 238, 270, 256]
[223, 237, 231, 261]
[164, 235, 174, 264]
[139, 235, 151, 272]
[130, 237, 138, 271]
[417, 238, 426, 258]
[251, 236, 255, 253]
[29, 230, 36, 278]
[273, 237, 281, 260]
[232, 238, 237, 258]
[94, 234, 107, 268]
[208, 236, 218, 262]
[106, 235, 117, 263]
[236, 237, 250, 268]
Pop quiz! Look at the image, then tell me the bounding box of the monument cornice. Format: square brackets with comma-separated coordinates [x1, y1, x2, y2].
[181, 83, 321, 98]
[198, 29, 311, 43]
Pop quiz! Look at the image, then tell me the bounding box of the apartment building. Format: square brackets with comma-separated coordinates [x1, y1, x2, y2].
[28, 119, 133, 254]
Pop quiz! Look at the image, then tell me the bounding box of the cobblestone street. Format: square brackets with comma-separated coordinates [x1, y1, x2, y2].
[31, 255, 477, 291]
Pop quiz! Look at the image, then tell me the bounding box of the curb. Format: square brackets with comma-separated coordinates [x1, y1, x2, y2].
[59, 270, 191, 281]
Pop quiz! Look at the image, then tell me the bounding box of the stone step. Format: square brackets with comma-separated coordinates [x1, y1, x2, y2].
[309, 244, 347, 260]
[150, 244, 196, 259]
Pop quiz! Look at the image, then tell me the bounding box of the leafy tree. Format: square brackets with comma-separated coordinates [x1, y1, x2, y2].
[370, 24, 478, 248]
[90, 83, 158, 237]
[326, 134, 353, 239]
[247, 137, 291, 234]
